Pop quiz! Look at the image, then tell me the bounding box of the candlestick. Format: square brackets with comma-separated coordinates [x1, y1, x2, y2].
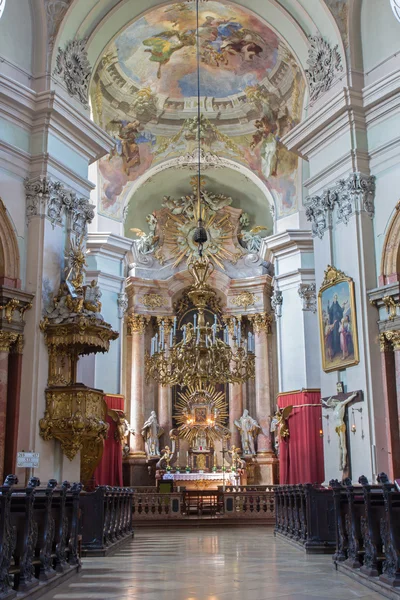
[173, 316, 177, 336]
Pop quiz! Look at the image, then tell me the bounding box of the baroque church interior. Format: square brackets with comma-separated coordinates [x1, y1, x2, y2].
[0, 0, 400, 598]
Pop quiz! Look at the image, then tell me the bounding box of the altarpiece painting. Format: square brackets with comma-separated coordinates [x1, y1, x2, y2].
[318, 266, 359, 372]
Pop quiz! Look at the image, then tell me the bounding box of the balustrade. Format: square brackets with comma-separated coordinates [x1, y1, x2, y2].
[131, 489, 275, 522]
[0, 475, 82, 600]
[80, 486, 133, 556]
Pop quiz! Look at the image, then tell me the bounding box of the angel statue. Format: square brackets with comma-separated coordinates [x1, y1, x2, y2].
[141, 411, 164, 457]
[229, 446, 245, 471]
[238, 226, 268, 254]
[130, 213, 159, 255]
[270, 405, 293, 440]
[234, 409, 261, 455]
[156, 445, 173, 470]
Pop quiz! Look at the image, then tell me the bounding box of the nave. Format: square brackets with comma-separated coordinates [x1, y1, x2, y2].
[40, 528, 385, 600]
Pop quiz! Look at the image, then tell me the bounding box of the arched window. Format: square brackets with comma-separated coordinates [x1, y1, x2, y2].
[391, 0, 400, 23]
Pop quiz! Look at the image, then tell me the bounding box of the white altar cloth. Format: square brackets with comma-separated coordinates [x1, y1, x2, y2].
[163, 472, 237, 483]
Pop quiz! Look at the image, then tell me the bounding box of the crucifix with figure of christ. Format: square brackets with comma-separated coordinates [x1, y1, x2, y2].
[322, 388, 363, 479]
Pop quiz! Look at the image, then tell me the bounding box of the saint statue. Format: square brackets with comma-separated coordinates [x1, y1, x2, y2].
[234, 409, 261, 455]
[322, 391, 358, 471]
[141, 411, 163, 457]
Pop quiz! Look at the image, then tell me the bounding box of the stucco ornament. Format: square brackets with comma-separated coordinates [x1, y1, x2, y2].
[0, 0, 6, 20]
[271, 289, 283, 318]
[55, 39, 91, 107]
[391, 0, 400, 23]
[306, 35, 343, 102]
[298, 283, 317, 313]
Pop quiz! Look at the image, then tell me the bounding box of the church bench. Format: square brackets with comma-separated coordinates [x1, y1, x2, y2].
[274, 483, 335, 553]
[0, 475, 81, 600]
[331, 474, 400, 592]
[80, 486, 133, 556]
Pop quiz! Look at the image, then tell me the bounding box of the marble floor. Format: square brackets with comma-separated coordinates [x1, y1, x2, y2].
[40, 527, 386, 600]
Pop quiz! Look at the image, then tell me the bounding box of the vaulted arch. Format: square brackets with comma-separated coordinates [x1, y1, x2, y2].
[0, 198, 20, 287]
[380, 201, 400, 286]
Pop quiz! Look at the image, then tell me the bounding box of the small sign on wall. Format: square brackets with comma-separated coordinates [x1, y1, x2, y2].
[17, 452, 40, 469]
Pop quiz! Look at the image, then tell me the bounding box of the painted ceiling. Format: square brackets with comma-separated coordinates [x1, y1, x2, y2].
[91, 0, 305, 227]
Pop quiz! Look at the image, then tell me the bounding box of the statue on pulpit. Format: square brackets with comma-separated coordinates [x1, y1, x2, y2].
[142, 411, 164, 457]
[234, 409, 260, 455]
[322, 391, 359, 472]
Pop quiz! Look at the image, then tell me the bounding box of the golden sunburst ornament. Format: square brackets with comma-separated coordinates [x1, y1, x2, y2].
[174, 384, 230, 445]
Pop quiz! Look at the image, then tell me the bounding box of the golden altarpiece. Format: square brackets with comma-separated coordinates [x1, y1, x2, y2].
[123, 180, 278, 488]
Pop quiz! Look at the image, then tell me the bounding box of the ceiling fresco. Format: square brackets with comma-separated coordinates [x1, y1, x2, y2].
[91, 0, 305, 226]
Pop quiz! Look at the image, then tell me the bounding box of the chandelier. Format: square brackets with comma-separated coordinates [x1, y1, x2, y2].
[145, 255, 255, 387]
[145, 0, 256, 388]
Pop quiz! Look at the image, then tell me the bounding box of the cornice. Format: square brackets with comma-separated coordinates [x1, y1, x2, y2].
[0, 75, 113, 164]
[86, 233, 133, 260]
[265, 230, 314, 259]
[273, 268, 316, 290]
[85, 269, 124, 294]
[282, 87, 364, 159]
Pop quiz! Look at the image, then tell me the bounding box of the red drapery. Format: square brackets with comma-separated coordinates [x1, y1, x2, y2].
[278, 390, 324, 485]
[94, 394, 124, 487]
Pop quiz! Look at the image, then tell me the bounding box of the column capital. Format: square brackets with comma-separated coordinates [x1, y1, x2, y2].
[381, 330, 400, 351]
[248, 312, 273, 334]
[126, 314, 149, 336]
[222, 315, 241, 335]
[0, 331, 19, 353]
[156, 316, 175, 334]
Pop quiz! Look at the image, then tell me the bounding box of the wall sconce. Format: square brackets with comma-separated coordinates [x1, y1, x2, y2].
[319, 429, 324, 438]
[351, 407, 364, 437]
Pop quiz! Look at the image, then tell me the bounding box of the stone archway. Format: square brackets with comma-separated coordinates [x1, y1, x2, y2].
[380, 201, 400, 286]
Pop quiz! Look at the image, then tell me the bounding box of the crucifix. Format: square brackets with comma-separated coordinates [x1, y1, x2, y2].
[322, 389, 363, 477]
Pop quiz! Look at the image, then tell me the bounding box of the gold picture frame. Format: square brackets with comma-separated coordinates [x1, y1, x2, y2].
[318, 265, 359, 372]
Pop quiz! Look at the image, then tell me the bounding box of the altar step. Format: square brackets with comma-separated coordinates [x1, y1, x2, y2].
[134, 516, 274, 528]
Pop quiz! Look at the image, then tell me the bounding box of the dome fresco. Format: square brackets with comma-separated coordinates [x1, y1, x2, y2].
[114, 2, 283, 100]
[91, 1, 305, 224]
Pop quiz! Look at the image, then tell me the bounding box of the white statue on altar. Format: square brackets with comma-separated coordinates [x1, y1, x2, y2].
[142, 411, 163, 457]
[234, 409, 261, 455]
[322, 391, 358, 471]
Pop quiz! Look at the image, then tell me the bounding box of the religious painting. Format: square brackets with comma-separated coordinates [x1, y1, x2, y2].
[194, 407, 207, 424]
[90, 1, 305, 222]
[318, 266, 359, 372]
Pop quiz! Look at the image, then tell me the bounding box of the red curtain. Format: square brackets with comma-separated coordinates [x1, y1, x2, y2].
[278, 390, 324, 485]
[94, 395, 125, 487]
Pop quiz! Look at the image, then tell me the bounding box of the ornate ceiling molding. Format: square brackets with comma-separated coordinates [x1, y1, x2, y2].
[305, 173, 376, 239]
[0, 0, 6, 20]
[305, 35, 343, 103]
[25, 177, 95, 235]
[45, 0, 72, 48]
[55, 39, 91, 108]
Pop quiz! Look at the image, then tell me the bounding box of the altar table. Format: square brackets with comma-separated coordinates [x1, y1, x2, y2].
[163, 472, 238, 490]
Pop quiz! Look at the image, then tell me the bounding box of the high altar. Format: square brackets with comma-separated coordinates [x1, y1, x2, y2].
[122, 181, 279, 487]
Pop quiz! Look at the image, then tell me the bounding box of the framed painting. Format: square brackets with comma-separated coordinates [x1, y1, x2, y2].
[318, 265, 359, 372]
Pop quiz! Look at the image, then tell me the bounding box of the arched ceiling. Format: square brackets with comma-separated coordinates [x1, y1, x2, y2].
[123, 165, 274, 238]
[50, 0, 349, 229]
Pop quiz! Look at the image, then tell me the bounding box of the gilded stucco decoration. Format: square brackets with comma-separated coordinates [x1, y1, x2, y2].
[305, 35, 343, 102]
[248, 312, 273, 334]
[130, 178, 268, 270]
[140, 293, 167, 309]
[231, 292, 259, 311]
[91, 1, 305, 221]
[126, 314, 149, 335]
[55, 39, 91, 108]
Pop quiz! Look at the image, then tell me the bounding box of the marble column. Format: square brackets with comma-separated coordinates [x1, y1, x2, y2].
[156, 317, 174, 447]
[158, 385, 172, 447]
[127, 315, 147, 457]
[223, 316, 244, 450]
[249, 313, 277, 484]
[0, 332, 17, 482]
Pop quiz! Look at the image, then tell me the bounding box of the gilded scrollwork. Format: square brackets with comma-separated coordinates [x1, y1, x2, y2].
[231, 291, 259, 311]
[140, 293, 167, 309]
